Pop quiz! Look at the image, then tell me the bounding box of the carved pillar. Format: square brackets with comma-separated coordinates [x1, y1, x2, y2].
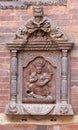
[10, 50, 17, 103]
[61, 50, 68, 104]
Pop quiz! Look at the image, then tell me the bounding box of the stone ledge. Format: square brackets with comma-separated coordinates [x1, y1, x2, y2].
[1, 114, 78, 125]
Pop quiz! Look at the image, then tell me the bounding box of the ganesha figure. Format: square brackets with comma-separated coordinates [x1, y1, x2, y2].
[23, 57, 55, 103]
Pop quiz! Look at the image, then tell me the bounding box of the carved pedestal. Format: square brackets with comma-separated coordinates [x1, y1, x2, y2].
[5, 5, 74, 117]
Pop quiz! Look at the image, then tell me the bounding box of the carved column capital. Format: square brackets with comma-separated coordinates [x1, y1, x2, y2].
[11, 50, 17, 56]
[62, 50, 68, 56]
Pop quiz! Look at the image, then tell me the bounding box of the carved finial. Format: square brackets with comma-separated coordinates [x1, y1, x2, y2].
[33, 4, 43, 17]
[36, 1, 40, 5]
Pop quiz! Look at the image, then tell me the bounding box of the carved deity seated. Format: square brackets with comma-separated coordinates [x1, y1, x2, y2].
[23, 57, 55, 103]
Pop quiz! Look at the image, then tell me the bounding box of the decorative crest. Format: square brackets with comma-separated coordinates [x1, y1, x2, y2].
[15, 5, 66, 42]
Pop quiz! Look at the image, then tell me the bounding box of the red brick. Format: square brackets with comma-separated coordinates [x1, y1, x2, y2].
[47, 126, 61, 130]
[55, 20, 70, 26]
[0, 16, 19, 21]
[0, 70, 10, 76]
[62, 124, 78, 130]
[35, 125, 47, 130]
[0, 58, 10, 64]
[71, 86, 78, 93]
[73, 106, 78, 113]
[22, 15, 31, 21]
[0, 96, 9, 101]
[0, 77, 10, 82]
[14, 10, 28, 16]
[71, 62, 78, 69]
[0, 45, 9, 51]
[0, 27, 17, 33]
[0, 83, 10, 89]
[13, 125, 35, 130]
[71, 93, 78, 99]
[0, 21, 20, 29]
[0, 52, 10, 57]
[63, 25, 78, 33]
[70, 9, 78, 14]
[0, 125, 36, 130]
[71, 69, 78, 80]
[0, 107, 5, 113]
[0, 64, 10, 70]
[71, 81, 78, 86]
[71, 57, 78, 62]
[71, 99, 78, 105]
[72, 15, 78, 19]
[0, 89, 10, 95]
[0, 101, 8, 107]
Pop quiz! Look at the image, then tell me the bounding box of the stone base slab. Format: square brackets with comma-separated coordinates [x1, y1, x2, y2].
[5, 103, 74, 116]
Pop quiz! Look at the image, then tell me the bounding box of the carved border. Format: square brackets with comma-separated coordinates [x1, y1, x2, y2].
[0, 0, 67, 9]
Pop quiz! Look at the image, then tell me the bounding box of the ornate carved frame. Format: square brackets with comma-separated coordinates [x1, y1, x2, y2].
[0, 0, 67, 9]
[5, 5, 74, 116]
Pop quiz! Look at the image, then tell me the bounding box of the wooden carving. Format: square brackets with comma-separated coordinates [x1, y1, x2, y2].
[23, 57, 55, 103]
[6, 5, 74, 116]
[15, 6, 66, 42]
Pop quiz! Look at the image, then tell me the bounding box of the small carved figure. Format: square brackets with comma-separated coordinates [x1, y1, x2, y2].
[8, 102, 17, 114]
[26, 57, 53, 100]
[60, 106, 68, 115]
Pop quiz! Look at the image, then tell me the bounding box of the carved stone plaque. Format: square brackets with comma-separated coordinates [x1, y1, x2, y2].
[23, 56, 56, 103]
[5, 5, 74, 116]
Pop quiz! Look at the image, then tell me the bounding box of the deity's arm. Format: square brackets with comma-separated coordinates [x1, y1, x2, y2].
[29, 72, 37, 83]
[36, 73, 51, 86]
[42, 73, 51, 85]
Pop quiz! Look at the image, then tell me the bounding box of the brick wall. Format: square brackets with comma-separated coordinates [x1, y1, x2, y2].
[0, 44, 10, 113]
[0, 124, 78, 130]
[0, 0, 78, 129]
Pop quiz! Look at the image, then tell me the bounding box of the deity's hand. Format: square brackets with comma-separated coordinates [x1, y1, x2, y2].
[29, 76, 38, 83]
[36, 81, 44, 87]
